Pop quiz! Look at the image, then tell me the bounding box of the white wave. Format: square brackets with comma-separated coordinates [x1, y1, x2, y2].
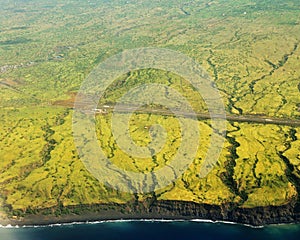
[190, 219, 214, 223]
[0, 218, 266, 229]
[0, 224, 13, 229]
[191, 219, 264, 228]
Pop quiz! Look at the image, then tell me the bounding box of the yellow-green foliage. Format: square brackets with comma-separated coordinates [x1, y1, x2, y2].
[0, 107, 64, 210]
[156, 122, 237, 205]
[96, 113, 184, 173]
[95, 113, 235, 205]
[230, 123, 297, 207]
[0, 107, 299, 211]
[0, 107, 62, 184]
[283, 128, 300, 178]
[1, 108, 133, 211]
[1, 0, 300, 214]
[99, 69, 208, 113]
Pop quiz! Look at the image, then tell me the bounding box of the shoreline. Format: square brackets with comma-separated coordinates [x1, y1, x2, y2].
[0, 218, 266, 229]
[1, 199, 300, 228]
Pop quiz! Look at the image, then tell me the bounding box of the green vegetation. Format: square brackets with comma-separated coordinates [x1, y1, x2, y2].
[99, 69, 207, 113]
[0, 108, 133, 216]
[1, 0, 300, 219]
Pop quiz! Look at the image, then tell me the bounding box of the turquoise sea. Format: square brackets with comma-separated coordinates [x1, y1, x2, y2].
[1, 220, 300, 240]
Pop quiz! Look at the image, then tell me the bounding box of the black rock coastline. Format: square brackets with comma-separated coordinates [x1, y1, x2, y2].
[1, 199, 300, 227]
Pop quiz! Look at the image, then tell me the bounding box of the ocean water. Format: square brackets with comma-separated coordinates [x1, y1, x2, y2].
[1, 220, 300, 240]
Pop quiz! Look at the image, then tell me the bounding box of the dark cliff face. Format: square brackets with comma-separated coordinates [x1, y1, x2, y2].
[3, 199, 300, 226]
[148, 199, 300, 226]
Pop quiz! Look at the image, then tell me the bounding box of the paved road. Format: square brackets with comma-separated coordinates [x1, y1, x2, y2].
[94, 105, 300, 127]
